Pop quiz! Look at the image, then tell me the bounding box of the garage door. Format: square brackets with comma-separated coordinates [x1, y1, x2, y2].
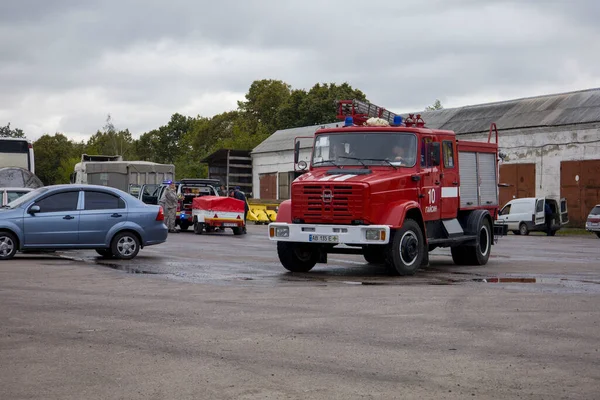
[560, 160, 600, 227]
[259, 173, 277, 200]
[499, 163, 536, 207]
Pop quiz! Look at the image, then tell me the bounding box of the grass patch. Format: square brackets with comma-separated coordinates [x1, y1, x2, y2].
[555, 228, 596, 236]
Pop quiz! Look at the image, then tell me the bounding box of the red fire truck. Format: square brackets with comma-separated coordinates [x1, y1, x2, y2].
[268, 99, 507, 275]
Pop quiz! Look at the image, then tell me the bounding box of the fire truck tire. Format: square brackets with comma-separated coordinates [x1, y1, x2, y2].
[277, 242, 318, 272]
[387, 219, 424, 276]
[451, 218, 492, 266]
[193, 222, 204, 235]
[363, 245, 386, 264]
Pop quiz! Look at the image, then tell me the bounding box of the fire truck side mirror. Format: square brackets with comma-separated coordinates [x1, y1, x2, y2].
[431, 143, 441, 167]
[294, 141, 300, 164]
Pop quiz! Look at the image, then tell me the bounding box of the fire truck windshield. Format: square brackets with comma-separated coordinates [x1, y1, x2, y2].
[312, 132, 417, 167]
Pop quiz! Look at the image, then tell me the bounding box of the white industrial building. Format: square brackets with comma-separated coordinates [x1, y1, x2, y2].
[251, 88, 600, 226]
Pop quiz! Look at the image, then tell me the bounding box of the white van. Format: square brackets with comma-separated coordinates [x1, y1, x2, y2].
[497, 197, 569, 236]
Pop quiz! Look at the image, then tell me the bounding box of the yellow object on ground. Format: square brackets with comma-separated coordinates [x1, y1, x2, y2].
[246, 201, 279, 224]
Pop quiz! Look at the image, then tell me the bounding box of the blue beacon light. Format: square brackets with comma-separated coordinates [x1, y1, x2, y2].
[344, 116, 354, 127]
[393, 115, 403, 126]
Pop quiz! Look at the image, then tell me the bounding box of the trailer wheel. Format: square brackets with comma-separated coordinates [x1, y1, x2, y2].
[451, 218, 492, 266]
[232, 227, 243, 236]
[193, 222, 204, 235]
[277, 242, 318, 272]
[363, 245, 386, 264]
[387, 219, 424, 276]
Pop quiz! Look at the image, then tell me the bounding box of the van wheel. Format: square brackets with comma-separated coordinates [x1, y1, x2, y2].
[548, 230, 557, 237]
[451, 218, 492, 266]
[111, 232, 140, 260]
[387, 219, 424, 276]
[363, 245, 386, 264]
[179, 222, 189, 231]
[519, 223, 529, 236]
[0, 232, 17, 260]
[277, 242, 318, 272]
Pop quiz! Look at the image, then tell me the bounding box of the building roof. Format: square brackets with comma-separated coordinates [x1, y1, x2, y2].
[252, 87, 600, 154]
[200, 149, 251, 163]
[251, 122, 341, 154]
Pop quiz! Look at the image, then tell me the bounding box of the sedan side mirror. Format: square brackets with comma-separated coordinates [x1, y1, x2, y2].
[29, 205, 41, 214]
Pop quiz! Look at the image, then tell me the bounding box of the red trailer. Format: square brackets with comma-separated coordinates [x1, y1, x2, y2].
[192, 196, 245, 235]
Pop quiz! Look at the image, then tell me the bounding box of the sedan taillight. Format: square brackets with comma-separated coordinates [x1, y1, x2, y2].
[156, 206, 165, 221]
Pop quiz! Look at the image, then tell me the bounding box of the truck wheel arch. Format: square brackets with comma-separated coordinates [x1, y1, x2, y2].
[458, 210, 493, 243]
[275, 200, 292, 223]
[380, 200, 425, 231]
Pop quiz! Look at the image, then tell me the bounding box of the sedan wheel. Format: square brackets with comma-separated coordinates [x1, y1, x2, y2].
[0, 232, 17, 260]
[111, 232, 140, 260]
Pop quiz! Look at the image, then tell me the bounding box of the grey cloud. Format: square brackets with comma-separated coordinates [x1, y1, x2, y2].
[0, 0, 598, 139]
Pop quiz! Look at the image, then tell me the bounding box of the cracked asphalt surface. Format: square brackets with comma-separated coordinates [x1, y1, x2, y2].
[1, 225, 599, 399]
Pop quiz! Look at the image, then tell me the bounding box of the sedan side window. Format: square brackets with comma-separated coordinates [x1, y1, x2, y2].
[35, 192, 79, 213]
[85, 191, 126, 210]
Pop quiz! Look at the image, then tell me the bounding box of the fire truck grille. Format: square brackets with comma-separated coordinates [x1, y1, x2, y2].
[292, 184, 364, 224]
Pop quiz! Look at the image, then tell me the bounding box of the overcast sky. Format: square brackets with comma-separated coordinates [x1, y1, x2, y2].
[1, 0, 599, 141]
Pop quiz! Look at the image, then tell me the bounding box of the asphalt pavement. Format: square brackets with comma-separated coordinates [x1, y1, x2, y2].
[1, 226, 599, 399]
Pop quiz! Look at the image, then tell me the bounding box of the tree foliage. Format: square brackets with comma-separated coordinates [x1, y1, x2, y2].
[0, 123, 25, 138]
[25, 80, 369, 186]
[425, 99, 443, 111]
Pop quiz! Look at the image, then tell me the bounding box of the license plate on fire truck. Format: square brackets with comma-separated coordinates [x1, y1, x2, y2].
[308, 234, 339, 243]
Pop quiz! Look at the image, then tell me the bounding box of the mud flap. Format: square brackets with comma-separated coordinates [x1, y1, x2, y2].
[493, 222, 508, 244]
[318, 250, 328, 264]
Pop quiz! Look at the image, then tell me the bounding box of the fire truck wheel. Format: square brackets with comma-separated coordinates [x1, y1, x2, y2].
[451, 218, 492, 265]
[277, 242, 318, 272]
[363, 245, 386, 264]
[193, 222, 204, 235]
[388, 219, 424, 276]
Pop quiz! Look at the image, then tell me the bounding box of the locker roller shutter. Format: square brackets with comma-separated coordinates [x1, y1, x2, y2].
[459, 151, 478, 207]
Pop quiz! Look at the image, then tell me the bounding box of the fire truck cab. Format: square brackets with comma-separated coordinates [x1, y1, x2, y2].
[268, 100, 505, 275]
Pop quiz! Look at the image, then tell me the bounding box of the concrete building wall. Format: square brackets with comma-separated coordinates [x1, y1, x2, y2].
[459, 123, 600, 199]
[252, 148, 312, 199]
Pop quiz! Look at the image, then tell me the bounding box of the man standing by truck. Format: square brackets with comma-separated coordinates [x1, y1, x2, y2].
[233, 186, 249, 234]
[159, 182, 179, 233]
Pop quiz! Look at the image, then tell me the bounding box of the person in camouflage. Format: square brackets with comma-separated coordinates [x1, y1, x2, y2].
[159, 182, 179, 233]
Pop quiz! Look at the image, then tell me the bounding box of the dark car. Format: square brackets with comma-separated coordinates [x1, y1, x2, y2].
[0, 184, 168, 260]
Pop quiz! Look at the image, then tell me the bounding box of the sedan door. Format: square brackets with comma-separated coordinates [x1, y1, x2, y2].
[23, 191, 81, 247]
[78, 190, 128, 246]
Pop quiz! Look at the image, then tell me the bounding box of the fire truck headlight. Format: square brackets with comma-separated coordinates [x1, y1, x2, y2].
[366, 229, 384, 241]
[275, 226, 289, 238]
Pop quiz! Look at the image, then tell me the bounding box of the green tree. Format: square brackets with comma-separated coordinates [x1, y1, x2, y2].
[425, 99, 443, 111]
[298, 82, 367, 126]
[86, 115, 135, 159]
[136, 113, 195, 164]
[0, 123, 25, 138]
[238, 79, 291, 132]
[276, 89, 308, 129]
[33, 134, 80, 185]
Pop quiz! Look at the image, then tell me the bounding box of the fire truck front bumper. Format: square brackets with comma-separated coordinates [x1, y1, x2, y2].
[268, 223, 390, 245]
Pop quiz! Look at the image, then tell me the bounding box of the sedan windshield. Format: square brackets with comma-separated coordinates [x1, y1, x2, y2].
[312, 132, 417, 167]
[6, 187, 48, 209]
